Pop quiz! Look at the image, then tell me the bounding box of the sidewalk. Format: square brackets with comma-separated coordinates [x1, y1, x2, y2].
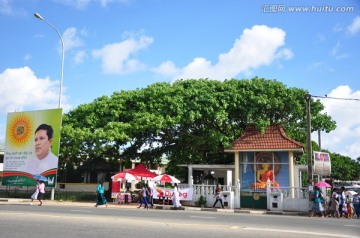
[0, 198, 308, 216]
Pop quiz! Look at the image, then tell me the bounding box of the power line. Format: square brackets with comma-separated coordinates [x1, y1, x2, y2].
[312, 95, 360, 101]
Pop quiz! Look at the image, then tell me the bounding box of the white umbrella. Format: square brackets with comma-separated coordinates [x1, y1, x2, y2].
[111, 171, 139, 181]
[346, 190, 357, 196]
[151, 174, 180, 183]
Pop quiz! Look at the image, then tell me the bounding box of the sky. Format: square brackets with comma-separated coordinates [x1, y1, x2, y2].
[0, 0, 360, 159]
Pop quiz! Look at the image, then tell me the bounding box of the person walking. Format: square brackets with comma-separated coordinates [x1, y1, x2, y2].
[95, 180, 108, 208]
[311, 186, 325, 217]
[37, 180, 46, 206]
[345, 194, 354, 218]
[338, 187, 346, 218]
[353, 192, 360, 219]
[146, 184, 154, 208]
[138, 184, 149, 209]
[212, 184, 225, 209]
[328, 188, 340, 218]
[172, 183, 182, 210]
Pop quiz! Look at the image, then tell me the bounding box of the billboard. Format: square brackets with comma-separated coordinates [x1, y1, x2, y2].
[2, 109, 62, 187]
[313, 151, 331, 176]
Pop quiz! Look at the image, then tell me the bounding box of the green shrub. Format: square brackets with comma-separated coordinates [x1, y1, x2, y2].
[197, 195, 207, 207]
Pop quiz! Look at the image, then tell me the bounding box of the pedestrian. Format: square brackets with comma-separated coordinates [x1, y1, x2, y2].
[311, 186, 325, 217]
[138, 184, 149, 209]
[328, 188, 340, 218]
[37, 180, 46, 206]
[30, 180, 40, 205]
[345, 194, 354, 219]
[146, 184, 154, 208]
[353, 192, 360, 219]
[212, 184, 225, 209]
[124, 186, 132, 204]
[95, 180, 108, 208]
[338, 187, 346, 218]
[172, 183, 182, 209]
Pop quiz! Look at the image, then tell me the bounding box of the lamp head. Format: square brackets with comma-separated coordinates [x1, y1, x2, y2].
[34, 13, 44, 20]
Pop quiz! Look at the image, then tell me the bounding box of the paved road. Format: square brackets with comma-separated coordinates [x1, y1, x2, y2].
[0, 199, 359, 238]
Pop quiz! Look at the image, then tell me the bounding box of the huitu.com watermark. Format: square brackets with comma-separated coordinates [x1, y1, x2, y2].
[262, 4, 355, 13]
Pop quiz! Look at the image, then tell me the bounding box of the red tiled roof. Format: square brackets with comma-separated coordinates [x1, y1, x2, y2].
[228, 124, 303, 151]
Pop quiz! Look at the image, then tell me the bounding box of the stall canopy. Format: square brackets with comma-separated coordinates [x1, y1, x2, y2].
[126, 164, 157, 178]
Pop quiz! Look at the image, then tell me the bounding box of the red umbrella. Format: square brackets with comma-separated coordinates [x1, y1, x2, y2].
[314, 181, 331, 188]
[151, 174, 180, 183]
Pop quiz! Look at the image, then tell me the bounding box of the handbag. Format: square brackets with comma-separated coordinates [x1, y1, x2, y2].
[31, 190, 39, 200]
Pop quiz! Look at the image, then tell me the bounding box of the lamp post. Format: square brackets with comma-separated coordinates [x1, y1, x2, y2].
[34, 13, 64, 108]
[34, 13, 64, 201]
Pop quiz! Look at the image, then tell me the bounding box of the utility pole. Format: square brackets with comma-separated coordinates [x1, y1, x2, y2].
[305, 93, 313, 214]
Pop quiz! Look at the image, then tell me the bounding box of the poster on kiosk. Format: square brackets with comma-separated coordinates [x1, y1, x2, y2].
[313, 151, 331, 176]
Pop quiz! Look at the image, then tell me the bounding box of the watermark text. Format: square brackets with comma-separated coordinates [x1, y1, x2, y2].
[262, 4, 355, 13]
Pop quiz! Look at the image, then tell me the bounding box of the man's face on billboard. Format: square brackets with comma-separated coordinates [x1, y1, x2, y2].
[35, 129, 52, 160]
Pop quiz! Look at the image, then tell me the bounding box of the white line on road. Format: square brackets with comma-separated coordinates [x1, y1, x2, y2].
[344, 225, 360, 227]
[190, 216, 216, 219]
[69, 210, 91, 213]
[243, 227, 358, 238]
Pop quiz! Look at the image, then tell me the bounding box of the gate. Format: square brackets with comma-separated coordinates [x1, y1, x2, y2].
[240, 189, 267, 209]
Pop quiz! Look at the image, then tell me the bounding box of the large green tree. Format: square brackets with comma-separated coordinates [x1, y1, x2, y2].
[329, 152, 360, 181]
[59, 77, 336, 175]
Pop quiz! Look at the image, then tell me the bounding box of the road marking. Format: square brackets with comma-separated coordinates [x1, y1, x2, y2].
[69, 210, 91, 213]
[190, 216, 216, 219]
[344, 225, 360, 227]
[230, 226, 239, 229]
[244, 227, 358, 238]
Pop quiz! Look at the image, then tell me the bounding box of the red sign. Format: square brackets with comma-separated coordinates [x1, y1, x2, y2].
[111, 181, 120, 198]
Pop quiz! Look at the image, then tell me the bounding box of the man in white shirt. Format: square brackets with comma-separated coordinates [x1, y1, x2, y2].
[26, 124, 58, 175]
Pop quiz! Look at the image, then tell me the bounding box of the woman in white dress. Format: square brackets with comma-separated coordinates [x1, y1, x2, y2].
[172, 183, 182, 209]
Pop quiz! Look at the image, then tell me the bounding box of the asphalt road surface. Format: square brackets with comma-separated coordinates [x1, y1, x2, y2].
[0, 203, 359, 238]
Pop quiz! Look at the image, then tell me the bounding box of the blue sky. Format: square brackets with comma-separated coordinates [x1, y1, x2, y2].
[0, 0, 360, 159]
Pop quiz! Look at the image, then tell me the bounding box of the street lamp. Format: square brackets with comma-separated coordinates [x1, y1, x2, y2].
[34, 13, 64, 201]
[34, 13, 64, 108]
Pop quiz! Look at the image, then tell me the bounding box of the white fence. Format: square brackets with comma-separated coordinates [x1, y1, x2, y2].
[180, 184, 310, 211]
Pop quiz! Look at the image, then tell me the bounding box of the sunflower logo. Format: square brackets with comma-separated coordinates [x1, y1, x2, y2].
[7, 114, 33, 147]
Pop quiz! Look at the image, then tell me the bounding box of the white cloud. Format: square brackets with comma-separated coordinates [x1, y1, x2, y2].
[23, 54, 32, 61]
[333, 23, 343, 33]
[348, 16, 360, 35]
[0, 0, 12, 15]
[330, 41, 340, 56]
[317, 85, 360, 159]
[0, 67, 61, 113]
[329, 41, 349, 60]
[53, 0, 91, 9]
[63, 27, 84, 53]
[73, 50, 87, 64]
[307, 61, 334, 73]
[152, 60, 179, 77]
[92, 34, 154, 74]
[53, 0, 129, 9]
[0, 0, 26, 16]
[154, 25, 292, 81]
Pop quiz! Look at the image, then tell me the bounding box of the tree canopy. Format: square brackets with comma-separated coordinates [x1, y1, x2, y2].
[60, 77, 337, 176]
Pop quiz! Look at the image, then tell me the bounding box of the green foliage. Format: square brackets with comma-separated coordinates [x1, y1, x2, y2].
[329, 152, 360, 180]
[197, 195, 207, 207]
[60, 77, 337, 176]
